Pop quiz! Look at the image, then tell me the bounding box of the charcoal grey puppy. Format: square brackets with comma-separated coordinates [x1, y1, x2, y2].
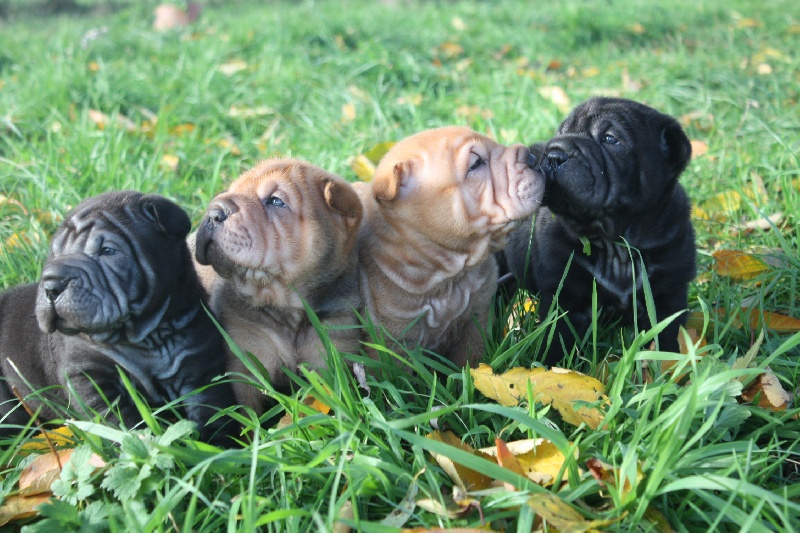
[0, 191, 235, 444]
[503, 97, 696, 365]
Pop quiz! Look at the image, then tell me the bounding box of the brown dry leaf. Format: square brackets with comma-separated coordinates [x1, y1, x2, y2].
[426, 430, 493, 492]
[218, 59, 248, 76]
[538, 86, 571, 113]
[741, 369, 792, 411]
[747, 310, 800, 333]
[333, 500, 354, 533]
[414, 497, 471, 520]
[470, 364, 607, 429]
[690, 139, 708, 157]
[19, 449, 105, 496]
[527, 493, 618, 532]
[712, 250, 770, 281]
[493, 437, 526, 490]
[168, 123, 196, 136]
[480, 438, 575, 487]
[0, 493, 51, 526]
[628, 23, 646, 35]
[437, 41, 464, 58]
[678, 328, 707, 356]
[586, 457, 644, 502]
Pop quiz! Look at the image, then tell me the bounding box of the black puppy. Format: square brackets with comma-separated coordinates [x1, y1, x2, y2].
[0, 191, 236, 444]
[503, 97, 696, 365]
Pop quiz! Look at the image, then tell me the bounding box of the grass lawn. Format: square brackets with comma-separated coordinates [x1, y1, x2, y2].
[1, 0, 799, 530]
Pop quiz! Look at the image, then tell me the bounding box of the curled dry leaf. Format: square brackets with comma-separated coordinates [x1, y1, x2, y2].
[741, 369, 792, 411]
[426, 430, 493, 492]
[19, 449, 106, 497]
[470, 364, 607, 429]
[586, 457, 644, 502]
[0, 494, 51, 526]
[479, 437, 576, 487]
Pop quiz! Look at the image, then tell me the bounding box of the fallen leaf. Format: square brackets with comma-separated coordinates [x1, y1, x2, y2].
[731, 212, 784, 236]
[735, 18, 762, 29]
[480, 438, 575, 486]
[169, 123, 196, 136]
[218, 59, 248, 76]
[350, 154, 376, 181]
[226, 105, 275, 119]
[19, 449, 105, 496]
[437, 41, 464, 58]
[161, 154, 180, 172]
[87, 109, 137, 132]
[451, 16, 466, 31]
[492, 437, 526, 490]
[712, 250, 770, 281]
[628, 23, 646, 35]
[0, 494, 50, 526]
[341, 103, 357, 123]
[426, 431, 493, 492]
[538, 86, 571, 113]
[20, 427, 76, 453]
[741, 369, 792, 411]
[471, 364, 607, 429]
[586, 457, 644, 502]
[527, 493, 618, 531]
[455, 105, 494, 120]
[690, 139, 708, 157]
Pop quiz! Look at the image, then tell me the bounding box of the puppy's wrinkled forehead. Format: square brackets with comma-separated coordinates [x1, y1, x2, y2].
[378, 126, 491, 177]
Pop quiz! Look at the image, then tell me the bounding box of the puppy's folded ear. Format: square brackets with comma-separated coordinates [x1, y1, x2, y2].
[374, 160, 414, 203]
[323, 179, 363, 227]
[660, 121, 692, 178]
[140, 195, 192, 238]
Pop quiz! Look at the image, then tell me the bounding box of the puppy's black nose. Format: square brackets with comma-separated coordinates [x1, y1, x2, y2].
[545, 149, 569, 172]
[42, 277, 68, 302]
[208, 206, 228, 225]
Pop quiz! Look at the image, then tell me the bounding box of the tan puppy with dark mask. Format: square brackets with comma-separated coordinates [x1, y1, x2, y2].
[194, 159, 363, 414]
[355, 127, 544, 367]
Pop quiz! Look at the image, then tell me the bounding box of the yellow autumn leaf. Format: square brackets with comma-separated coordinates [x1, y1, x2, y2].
[702, 190, 741, 214]
[712, 250, 770, 281]
[480, 438, 575, 486]
[161, 154, 180, 172]
[527, 493, 619, 532]
[736, 18, 762, 29]
[628, 22, 646, 35]
[363, 141, 396, 164]
[169, 123, 196, 136]
[276, 394, 332, 429]
[470, 364, 607, 429]
[426, 430, 493, 492]
[437, 41, 464, 58]
[350, 154, 376, 181]
[19, 426, 76, 453]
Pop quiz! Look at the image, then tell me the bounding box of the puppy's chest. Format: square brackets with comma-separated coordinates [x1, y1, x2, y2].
[577, 240, 643, 309]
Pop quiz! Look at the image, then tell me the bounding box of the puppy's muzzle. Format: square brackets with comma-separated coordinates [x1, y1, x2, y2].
[40, 265, 76, 303]
[544, 148, 569, 174]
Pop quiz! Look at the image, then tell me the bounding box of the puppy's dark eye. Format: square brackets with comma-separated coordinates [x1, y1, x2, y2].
[602, 133, 619, 145]
[266, 196, 288, 208]
[99, 246, 118, 256]
[468, 155, 485, 172]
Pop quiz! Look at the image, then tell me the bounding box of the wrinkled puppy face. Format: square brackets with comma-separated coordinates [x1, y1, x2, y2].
[373, 126, 543, 256]
[195, 159, 362, 306]
[538, 97, 692, 226]
[36, 192, 191, 337]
